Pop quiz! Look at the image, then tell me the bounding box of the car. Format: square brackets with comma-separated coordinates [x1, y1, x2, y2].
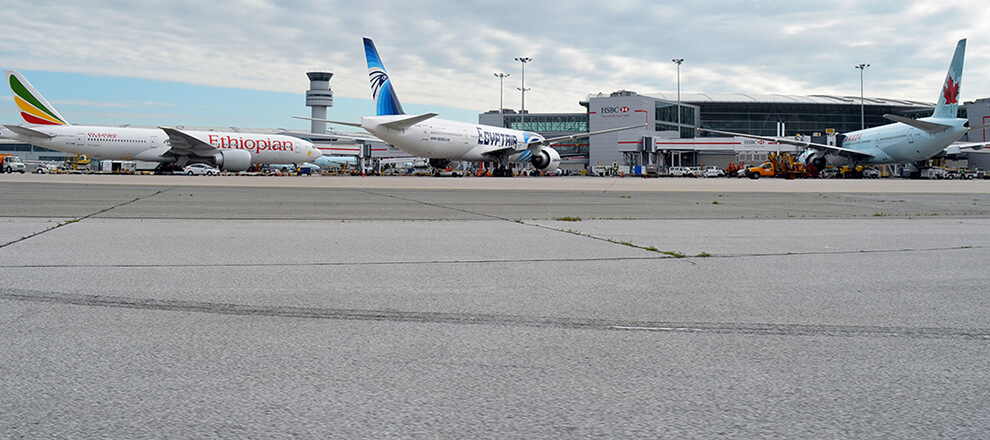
[667, 166, 689, 177]
[687, 166, 704, 177]
[183, 163, 220, 176]
[703, 166, 726, 178]
[32, 162, 59, 174]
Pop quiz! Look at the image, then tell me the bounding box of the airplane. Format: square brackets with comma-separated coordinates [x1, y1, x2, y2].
[313, 155, 359, 169]
[266, 156, 358, 174]
[296, 37, 646, 176]
[2, 70, 322, 171]
[698, 39, 989, 175]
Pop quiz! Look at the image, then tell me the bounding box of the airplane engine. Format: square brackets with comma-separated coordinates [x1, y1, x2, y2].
[214, 149, 252, 172]
[531, 146, 561, 171]
[799, 148, 827, 172]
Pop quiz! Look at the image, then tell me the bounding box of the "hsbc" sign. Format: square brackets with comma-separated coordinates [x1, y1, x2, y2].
[600, 106, 630, 114]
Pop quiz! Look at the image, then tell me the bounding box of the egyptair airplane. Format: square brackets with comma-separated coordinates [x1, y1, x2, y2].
[2, 70, 322, 171]
[699, 39, 988, 174]
[296, 37, 645, 176]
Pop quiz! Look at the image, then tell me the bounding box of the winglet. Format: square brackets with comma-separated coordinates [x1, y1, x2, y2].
[5, 71, 69, 126]
[932, 39, 965, 119]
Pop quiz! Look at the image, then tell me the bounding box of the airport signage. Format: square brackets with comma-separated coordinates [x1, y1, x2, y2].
[597, 106, 633, 119]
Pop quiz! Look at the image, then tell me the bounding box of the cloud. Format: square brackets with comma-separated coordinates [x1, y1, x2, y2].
[2, 0, 990, 117]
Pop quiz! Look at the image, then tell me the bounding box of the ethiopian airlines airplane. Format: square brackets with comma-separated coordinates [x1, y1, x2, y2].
[297, 37, 644, 176]
[700, 39, 988, 173]
[2, 71, 321, 171]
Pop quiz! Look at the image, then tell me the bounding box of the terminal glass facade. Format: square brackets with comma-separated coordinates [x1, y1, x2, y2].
[655, 102, 696, 138]
[503, 114, 588, 133]
[490, 113, 590, 157]
[696, 102, 938, 137]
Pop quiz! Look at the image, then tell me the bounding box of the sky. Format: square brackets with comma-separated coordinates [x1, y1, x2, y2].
[1, 0, 989, 130]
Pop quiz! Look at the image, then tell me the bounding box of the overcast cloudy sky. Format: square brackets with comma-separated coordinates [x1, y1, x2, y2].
[1, 0, 988, 129]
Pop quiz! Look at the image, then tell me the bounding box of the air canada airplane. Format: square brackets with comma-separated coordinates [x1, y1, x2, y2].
[297, 37, 645, 176]
[699, 39, 988, 174]
[2, 70, 321, 171]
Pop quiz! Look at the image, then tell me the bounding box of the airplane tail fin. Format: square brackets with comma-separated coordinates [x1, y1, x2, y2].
[363, 37, 405, 116]
[5, 70, 69, 126]
[932, 39, 966, 119]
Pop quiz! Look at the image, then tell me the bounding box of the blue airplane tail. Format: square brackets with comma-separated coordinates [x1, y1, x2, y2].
[363, 37, 405, 116]
[932, 39, 965, 119]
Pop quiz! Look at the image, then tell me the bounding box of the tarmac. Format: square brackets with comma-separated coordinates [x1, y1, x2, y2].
[1, 173, 989, 438]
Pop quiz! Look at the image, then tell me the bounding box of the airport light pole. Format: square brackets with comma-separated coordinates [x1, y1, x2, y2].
[672, 58, 683, 138]
[856, 63, 870, 129]
[515, 57, 531, 131]
[494, 72, 509, 115]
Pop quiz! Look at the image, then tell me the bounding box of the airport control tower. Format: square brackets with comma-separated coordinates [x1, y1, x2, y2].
[305, 71, 334, 134]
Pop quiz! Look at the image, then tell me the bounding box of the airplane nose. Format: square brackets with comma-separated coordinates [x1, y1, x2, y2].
[310, 146, 323, 159]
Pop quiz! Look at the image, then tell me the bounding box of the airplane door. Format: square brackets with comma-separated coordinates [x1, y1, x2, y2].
[76, 133, 85, 147]
[151, 136, 158, 149]
[908, 130, 915, 144]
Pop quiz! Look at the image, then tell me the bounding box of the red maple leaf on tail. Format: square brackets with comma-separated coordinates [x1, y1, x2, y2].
[942, 76, 960, 105]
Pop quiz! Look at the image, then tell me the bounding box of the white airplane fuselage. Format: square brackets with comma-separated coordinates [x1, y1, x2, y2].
[835, 117, 968, 165]
[1, 125, 317, 164]
[361, 115, 543, 163]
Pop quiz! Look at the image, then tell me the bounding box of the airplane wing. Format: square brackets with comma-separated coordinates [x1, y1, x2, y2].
[530, 123, 648, 147]
[480, 123, 649, 159]
[293, 113, 439, 134]
[280, 130, 381, 143]
[4, 124, 55, 139]
[292, 115, 363, 128]
[158, 126, 220, 158]
[697, 127, 875, 160]
[945, 122, 990, 154]
[944, 142, 990, 155]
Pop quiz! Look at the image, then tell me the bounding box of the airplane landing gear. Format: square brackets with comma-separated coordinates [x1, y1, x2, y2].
[492, 166, 513, 177]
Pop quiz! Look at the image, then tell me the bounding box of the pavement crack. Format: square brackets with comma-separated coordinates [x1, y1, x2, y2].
[0, 187, 175, 249]
[355, 189, 690, 257]
[355, 189, 513, 221]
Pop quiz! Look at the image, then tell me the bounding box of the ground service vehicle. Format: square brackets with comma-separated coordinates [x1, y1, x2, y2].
[1, 154, 26, 173]
[183, 163, 220, 176]
[703, 166, 725, 177]
[745, 152, 812, 179]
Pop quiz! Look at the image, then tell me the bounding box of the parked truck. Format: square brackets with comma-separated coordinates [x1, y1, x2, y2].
[744, 152, 811, 179]
[1, 154, 26, 173]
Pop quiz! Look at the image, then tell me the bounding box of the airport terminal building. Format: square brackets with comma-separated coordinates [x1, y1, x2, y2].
[481, 90, 944, 171]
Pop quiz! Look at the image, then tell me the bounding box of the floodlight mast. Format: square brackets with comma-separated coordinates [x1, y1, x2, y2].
[515, 57, 532, 131]
[494, 72, 509, 114]
[673, 58, 684, 137]
[855, 63, 870, 129]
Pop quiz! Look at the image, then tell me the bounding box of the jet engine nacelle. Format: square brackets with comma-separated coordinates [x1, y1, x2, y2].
[531, 146, 561, 171]
[799, 148, 827, 171]
[214, 149, 252, 172]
